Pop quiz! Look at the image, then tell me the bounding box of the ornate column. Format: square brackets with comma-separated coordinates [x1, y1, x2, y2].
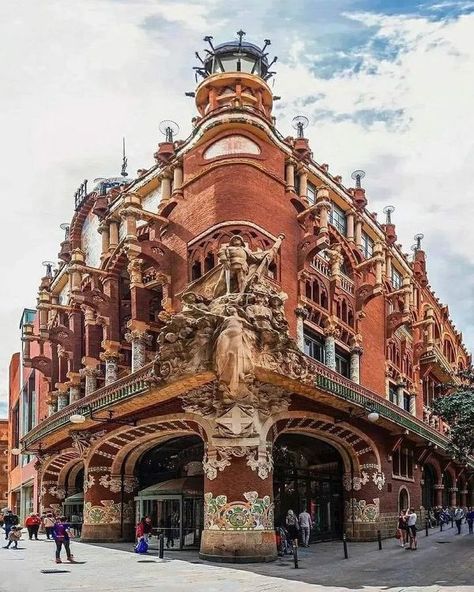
[323, 317, 339, 371]
[298, 169, 308, 201]
[172, 162, 183, 196]
[294, 307, 308, 353]
[374, 242, 384, 286]
[349, 335, 363, 384]
[56, 383, 70, 410]
[47, 392, 58, 416]
[409, 390, 417, 416]
[67, 371, 82, 403]
[201, 444, 276, 562]
[99, 222, 110, 259]
[385, 253, 392, 281]
[100, 341, 121, 385]
[125, 321, 152, 372]
[355, 218, 363, 249]
[108, 219, 119, 252]
[346, 210, 355, 242]
[161, 173, 172, 203]
[80, 360, 100, 396]
[316, 186, 331, 232]
[434, 483, 443, 507]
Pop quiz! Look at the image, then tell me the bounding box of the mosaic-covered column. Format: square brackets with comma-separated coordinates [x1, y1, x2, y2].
[67, 372, 82, 403]
[80, 362, 100, 396]
[125, 322, 152, 373]
[200, 444, 276, 563]
[81, 457, 137, 542]
[100, 341, 121, 385]
[56, 383, 70, 410]
[396, 380, 406, 409]
[323, 318, 339, 371]
[349, 335, 363, 384]
[294, 306, 308, 353]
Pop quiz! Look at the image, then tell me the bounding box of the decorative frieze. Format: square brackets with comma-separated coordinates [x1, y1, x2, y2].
[344, 498, 380, 522]
[204, 491, 273, 531]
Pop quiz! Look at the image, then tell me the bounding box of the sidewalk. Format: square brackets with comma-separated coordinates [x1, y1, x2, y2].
[1, 524, 472, 592]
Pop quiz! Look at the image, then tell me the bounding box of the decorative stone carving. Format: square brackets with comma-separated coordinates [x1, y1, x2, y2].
[83, 500, 134, 525]
[342, 471, 369, 492]
[204, 491, 274, 530]
[70, 429, 107, 458]
[99, 473, 138, 494]
[203, 444, 273, 480]
[372, 471, 386, 491]
[246, 444, 273, 480]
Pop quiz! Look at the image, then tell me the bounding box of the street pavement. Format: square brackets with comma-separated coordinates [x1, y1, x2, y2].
[1, 524, 472, 592]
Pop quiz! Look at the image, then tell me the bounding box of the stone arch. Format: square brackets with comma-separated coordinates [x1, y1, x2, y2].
[398, 485, 410, 511]
[57, 457, 85, 494]
[39, 449, 81, 513]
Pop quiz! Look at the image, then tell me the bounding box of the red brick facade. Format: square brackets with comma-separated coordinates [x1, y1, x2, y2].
[16, 36, 473, 561]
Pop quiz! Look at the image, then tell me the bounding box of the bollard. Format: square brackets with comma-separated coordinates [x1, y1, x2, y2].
[440, 521, 443, 532]
[425, 520, 429, 537]
[159, 533, 164, 559]
[343, 533, 348, 559]
[377, 530, 382, 550]
[451, 519, 454, 529]
[292, 540, 299, 569]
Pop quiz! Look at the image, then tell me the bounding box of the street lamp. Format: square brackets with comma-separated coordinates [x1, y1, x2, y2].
[69, 405, 137, 427]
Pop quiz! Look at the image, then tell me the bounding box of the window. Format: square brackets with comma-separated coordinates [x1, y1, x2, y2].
[307, 183, 316, 205]
[389, 384, 398, 404]
[403, 393, 411, 412]
[361, 232, 374, 258]
[335, 349, 350, 378]
[391, 268, 402, 289]
[393, 447, 414, 479]
[303, 329, 325, 363]
[330, 203, 347, 235]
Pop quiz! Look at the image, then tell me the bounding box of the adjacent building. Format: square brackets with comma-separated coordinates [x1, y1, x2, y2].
[16, 34, 473, 562]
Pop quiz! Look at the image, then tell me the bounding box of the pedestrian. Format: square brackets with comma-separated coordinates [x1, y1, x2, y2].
[298, 508, 313, 547]
[285, 510, 299, 546]
[3, 526, 21, 549]
[52, 516, 75, 563]
[25, 513, 41, 540]
[397, 509, 408, 547]
[406, 508, 417, 550]
[454, 506, 464, 535]
[3, 510, 19, 540]
[42, 512, 55, 539]
[135, 516, 153, 543]
[466, 507, 474, 534]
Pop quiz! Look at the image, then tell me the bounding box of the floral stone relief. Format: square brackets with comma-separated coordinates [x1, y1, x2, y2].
[204, 491, 274, 531]
[344, 498, 380, 522]
[83, 500, 134, 525]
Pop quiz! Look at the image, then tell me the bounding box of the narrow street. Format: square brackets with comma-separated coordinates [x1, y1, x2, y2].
[1, 526, 472, 592]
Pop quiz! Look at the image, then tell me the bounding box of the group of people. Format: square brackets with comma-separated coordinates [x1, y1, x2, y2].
[397, 508, 419, 550]
[1, 509, 76, 563]
[275, 509, 314, 555]
[427, 506, 474, 535]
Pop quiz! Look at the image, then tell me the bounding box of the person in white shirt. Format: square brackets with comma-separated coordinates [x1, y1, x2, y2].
[298, 510, 313, 547]
[406, 508, 417, 550]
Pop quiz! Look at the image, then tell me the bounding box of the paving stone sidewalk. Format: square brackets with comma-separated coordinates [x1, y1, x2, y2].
[1, 524, 472, 592]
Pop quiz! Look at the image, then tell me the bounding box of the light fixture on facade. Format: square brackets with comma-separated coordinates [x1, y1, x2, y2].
[69, 405, 137, 427]
[335, 406, 380, 424]
[367, 410, 380, 423]
[10, 448, 22, 456]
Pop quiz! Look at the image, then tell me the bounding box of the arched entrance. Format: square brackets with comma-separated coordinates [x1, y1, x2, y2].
[273, 433, 344, 541]
[135, 435, 204, 550]
[399, 487, 409, 512]
[422, 464, 436, 509]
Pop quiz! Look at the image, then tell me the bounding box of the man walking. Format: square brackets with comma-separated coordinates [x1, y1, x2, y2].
[454, 506, 464, 535]
[466, 507, 474, 534]
[406, 508, 417, 550]
[298, 508, 313, 547]
[3, 510, 19, 540]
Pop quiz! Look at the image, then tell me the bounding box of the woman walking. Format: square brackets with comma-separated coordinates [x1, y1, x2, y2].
[52, 516, 75, 563]
[25, 513, 41, 540]
[285, 510, 299, 547]
[42, 513, 55, 540]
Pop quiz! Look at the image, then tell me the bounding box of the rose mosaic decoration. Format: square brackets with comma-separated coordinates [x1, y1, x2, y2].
[204, 491, 273, 531]
[83, 500, 134, 525]
[344, 498, 380, 522]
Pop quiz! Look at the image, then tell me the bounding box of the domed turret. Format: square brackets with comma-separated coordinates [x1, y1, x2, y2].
[192, 31, 277, 120]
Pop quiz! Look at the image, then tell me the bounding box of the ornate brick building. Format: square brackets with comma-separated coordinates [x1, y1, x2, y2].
[18, 34, 473, 562]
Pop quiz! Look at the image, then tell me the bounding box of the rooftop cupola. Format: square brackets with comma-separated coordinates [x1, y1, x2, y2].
[192, 31, 277, 120]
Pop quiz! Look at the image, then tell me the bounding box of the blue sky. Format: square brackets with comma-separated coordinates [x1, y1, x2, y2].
[0, 0, 473, 414]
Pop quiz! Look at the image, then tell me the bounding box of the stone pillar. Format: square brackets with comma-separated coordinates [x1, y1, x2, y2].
[434, 484, 443, 507]
[285, 160, 295, 192]
[81, 461, 137, 542]
[172, 163, 183, 195]
[67, 372, 82, 403]
[409, 391, 417, 416]
[396, 381, 406, 409]
[56, 384, 70, 410]
[385, 254, 392, 281]
[294, 307, 308, 353]
[355, 219, 363, 249]
[80, 362, 100, 396]
[100, 341, 121, 385]
[298, 169, 308, 201]
[374, 242, 384, 286]
[323, 318, 339, 371]
[125, 323, 152, 372]
[200, 450, 276, 562]
[450, 488, 457, 507]
[316, 186, 331, 232]
[109, 220, 119, 251]
[99, 222, 110, 259]
[346, 211, 355, 242]
[350, 346, 363, 384]
[426, 307, 435, 346]
[48, 392, 58, 416]
[161, 174, 172, 202]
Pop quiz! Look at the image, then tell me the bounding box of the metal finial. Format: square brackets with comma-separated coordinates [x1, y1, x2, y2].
[60, 223, 70, 240]
[292, 115, 309, 138]
[41, 260, 55, 277]
[121, 137, 128, 177]
[383, 205, 395, 224]
[414, 233, 424, 250]
[351, 170, 366, 188]
[159, 120, 180, 143]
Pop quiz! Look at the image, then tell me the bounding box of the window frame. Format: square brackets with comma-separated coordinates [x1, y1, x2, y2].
[329, 203, 347, 236]
[361, 232, 374, 259]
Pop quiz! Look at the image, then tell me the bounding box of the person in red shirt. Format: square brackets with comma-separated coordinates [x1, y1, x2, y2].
[25, 513, 41, 540]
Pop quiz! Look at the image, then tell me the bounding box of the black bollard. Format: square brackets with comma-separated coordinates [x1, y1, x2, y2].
[293, 540, 299, 569]
[343, 533, 349, 559]
[159, 533, 164, 559]
[425, 520, 429, 536]
[451, 518, 454, 529]
[440, 521, 443, 532]
[377, 530, 382, 550]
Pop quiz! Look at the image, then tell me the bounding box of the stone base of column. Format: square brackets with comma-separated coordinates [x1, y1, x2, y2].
[344, 512, 398, 542]
[81, 523, 126, 542]
[199, 530, 277, 563]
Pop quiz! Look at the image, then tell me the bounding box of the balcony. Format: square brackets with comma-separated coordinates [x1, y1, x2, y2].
[310, 255, 354, 296]
[419, 342, 457, 383]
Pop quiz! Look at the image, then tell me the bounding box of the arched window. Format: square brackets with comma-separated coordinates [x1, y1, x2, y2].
[204, 252, 215, 273]
[191, 261, 202, 281]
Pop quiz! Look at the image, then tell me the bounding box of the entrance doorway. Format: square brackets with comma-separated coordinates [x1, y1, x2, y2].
[135, 436, 204, 550]
[273, 434, 344, 541]
[422, 464, 436, 510]
[399, 488, 409, 512]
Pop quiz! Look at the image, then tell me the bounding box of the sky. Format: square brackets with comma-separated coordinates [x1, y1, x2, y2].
[0, 0, 473, 416]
